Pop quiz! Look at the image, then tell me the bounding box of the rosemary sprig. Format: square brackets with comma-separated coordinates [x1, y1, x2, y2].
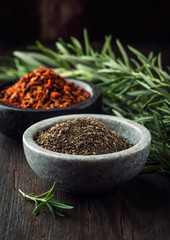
[19, 182, 74, 218]
[0, 29, 170, 173]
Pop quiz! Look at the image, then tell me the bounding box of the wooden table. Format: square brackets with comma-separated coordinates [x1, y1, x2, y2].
[1, 132, 170, 240]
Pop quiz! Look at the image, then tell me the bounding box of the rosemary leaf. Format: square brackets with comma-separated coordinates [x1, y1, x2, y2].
[116, 39, 130, 67]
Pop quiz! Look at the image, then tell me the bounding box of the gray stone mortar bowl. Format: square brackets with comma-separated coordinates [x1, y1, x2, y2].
[23, 114, 151, 194]
[0, 79, 100, 140]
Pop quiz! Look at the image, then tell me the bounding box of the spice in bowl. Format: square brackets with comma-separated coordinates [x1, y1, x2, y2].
[0, 67, 90, 109]
[34, 118, 133, 155]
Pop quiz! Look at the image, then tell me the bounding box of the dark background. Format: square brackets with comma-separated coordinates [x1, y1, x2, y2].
[0, 0, 170, 65]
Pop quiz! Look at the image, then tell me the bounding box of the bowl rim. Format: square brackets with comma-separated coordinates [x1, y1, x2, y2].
[0, 78, 100, 112]
[23, 114, 151, 161]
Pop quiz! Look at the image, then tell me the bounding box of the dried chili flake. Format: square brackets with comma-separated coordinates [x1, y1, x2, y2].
[0, 67, 90, 109]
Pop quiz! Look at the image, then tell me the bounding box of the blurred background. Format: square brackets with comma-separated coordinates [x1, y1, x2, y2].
[0, 0, 170, 66]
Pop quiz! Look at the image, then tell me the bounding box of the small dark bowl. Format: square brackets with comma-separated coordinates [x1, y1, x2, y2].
[0, 79, 101, 140]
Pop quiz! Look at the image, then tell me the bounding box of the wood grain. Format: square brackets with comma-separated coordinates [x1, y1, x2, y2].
[39, 0, 90, 40]
[1, 132, 170, 240]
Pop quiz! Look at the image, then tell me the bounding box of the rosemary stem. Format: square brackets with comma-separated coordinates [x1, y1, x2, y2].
[19, 189, 49, 202]
[18, 189, 26, 197]
[18, 183, 74, 218]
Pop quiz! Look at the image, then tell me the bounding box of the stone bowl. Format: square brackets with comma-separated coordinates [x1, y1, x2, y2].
[23, 114, 151, 194]
[0, 79, 101, 140]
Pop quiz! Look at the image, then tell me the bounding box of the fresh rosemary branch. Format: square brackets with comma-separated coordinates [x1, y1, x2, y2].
[19, 182, 74, 218]
[0, 29, 170, 173]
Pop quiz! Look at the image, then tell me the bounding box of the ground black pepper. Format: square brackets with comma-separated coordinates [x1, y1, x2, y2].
[34, 118, 133, 155]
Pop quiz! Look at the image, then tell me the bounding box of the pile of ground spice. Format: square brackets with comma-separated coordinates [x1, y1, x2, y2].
[0, 67, 90, 109]
[34, 118, 133, 155]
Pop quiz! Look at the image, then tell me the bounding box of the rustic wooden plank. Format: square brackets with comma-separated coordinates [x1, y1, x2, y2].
[39, 0, 90, 40]
[1, 132, 170, 240]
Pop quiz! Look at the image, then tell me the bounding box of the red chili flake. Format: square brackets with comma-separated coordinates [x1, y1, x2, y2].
[0, 67, 91, 109]
[50, 92, 61, 98]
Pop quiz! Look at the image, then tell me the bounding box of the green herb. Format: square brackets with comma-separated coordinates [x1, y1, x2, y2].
[19, 182, 74, 218]
[0, 29, 170, 173]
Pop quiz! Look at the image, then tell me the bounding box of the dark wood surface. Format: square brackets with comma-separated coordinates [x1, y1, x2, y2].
[1, 132, 170, 240]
